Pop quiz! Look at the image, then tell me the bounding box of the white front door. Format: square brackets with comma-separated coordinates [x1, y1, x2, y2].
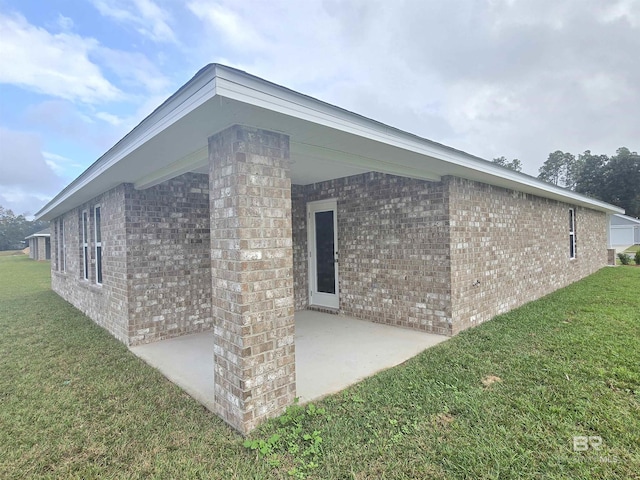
[308, 199, 339, 309]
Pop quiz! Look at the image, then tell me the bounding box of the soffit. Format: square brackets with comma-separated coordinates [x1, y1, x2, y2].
[36, 64, 624, 220]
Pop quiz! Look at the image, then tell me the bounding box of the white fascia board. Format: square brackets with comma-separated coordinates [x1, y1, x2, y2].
[215, 66, 624, 214]
[35, 68, 219, 220]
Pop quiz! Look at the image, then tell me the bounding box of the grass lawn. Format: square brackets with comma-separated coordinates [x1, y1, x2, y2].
[624, 245, 640, 254]
[1, 255, 639, 479]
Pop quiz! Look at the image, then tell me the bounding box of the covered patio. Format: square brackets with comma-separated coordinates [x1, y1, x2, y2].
[130, 311, 447, 412]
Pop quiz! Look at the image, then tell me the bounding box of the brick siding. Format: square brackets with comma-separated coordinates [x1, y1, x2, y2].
[292, 173, 452, 335]
[446, 176, 607, 333]
[293, 173, 608, 336]
[125, 174, 212, 344]
[51, 174, 213, 345]
[51, 185, 130, 343]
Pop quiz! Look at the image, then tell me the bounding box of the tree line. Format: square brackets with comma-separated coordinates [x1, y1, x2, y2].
[0, 206, 48, 251]
[492, 147, 640, 217]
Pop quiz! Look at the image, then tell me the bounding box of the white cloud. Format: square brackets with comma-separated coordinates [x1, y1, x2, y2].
[0, 128, 63, 192]
[91, 0, 177, 43]
[599, 0, 640, 27]
[187, 1, 266, 50]
[56, 14, 74, 31]
[0, 188, 54, 218]
[1, 0, 637, 222]
[93, 47, 171, 94]
[184, 0, 640, 174]
[22, 100, 124, 154]
[95, 112, 124, 126]
[0, 12, 122, 104]
[43, 151, 85, 178]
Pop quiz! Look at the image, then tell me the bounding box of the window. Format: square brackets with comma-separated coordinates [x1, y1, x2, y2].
[94, 206, 102, 285]
[82, 210, 89, 280]
[569, 208, 576, 259]
[57, 218, 65, 272]
[54, 222, 59, 271]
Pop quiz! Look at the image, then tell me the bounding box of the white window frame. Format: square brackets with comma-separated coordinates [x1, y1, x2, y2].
[569, 208, 577, 259]
[94, 205, 102, 285]
[58, 218, 66, 272]
[82, 210, 89, 280]
[55, 220, 60, 271]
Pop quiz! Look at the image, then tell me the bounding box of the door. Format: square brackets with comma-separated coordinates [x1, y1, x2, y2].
[308, 199, 339, 309]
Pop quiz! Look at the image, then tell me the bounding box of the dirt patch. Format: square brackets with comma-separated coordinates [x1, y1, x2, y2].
[433, 412, 455, 428]
[481, 375, 502, 388]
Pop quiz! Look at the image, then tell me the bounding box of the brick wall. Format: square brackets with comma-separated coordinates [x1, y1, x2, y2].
[446, 176, 607, 333]
[291, 184, 308, 311]
[293, 173, 608, 336]
[125, 174, 212, 345]
[292, 172, 452, 335]
[51, 185, 130, 343]
[50, 174, 213, 345]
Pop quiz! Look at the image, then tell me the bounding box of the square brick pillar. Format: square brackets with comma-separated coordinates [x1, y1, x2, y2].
[208, 125, 296, 434]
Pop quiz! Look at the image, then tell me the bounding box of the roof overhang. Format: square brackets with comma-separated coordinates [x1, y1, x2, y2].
[611, 213, 640, 225]
[35, 64, 625, 220]
[25, 232, 50, 240]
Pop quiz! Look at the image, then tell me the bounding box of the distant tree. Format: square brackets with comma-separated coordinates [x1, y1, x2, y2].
[574, 150, 608, 199]
[568, 147, 639, 217]
[538, 150, 578, 188]
[492, 156, 522, 172]
[0, 206, 48, 251]
[601, 148, 640, 218]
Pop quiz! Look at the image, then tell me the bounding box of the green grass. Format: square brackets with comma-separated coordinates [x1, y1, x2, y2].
[623, 245, 640, 254]
[1, 255, 639, 479]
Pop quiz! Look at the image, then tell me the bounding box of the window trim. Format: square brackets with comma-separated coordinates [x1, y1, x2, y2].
[94, 205, 102, 285]
[569, 208, 577, 259]
[54, 220, 60, 271]
[82, 209, 89, 280]
[57, 218, 66, 272]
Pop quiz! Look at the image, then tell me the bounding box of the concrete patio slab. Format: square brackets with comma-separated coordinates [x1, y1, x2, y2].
[130, 311, 448, 412]
[295, 311, 448, 402]
[130, 330, 217, 411]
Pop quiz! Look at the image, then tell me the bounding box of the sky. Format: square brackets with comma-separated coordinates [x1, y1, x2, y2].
[0, 0, 638, 217]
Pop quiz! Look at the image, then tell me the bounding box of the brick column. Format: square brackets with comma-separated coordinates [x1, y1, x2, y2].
[209, 125, 296, 434]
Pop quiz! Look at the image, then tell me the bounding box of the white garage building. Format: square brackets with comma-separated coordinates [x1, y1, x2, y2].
[609, 214, 640, 251]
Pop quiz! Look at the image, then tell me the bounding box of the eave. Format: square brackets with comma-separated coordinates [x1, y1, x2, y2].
[35, 64, 625, 221]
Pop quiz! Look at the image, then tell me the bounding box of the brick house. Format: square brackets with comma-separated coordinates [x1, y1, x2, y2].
[25, 228, 51, 261]
[36, 64, 624, 433]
